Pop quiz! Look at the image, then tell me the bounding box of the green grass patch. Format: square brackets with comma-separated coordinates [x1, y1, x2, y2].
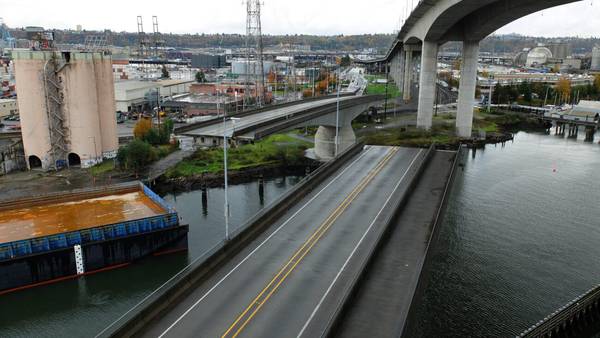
[166, 134, 311, 178]
[361, 125, 459, 147]
[365, 82, 401, 98]
[89, 160, 115, 176]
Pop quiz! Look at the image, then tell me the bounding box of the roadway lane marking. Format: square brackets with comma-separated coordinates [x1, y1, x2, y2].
[221, 147, 400, 338]
[296, 149, 424, 338]
[156, 146, 376, 338]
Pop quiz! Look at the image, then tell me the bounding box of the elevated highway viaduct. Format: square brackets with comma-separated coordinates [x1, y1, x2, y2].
[374, 0, 582, 138]
[178, 94, 385, 160]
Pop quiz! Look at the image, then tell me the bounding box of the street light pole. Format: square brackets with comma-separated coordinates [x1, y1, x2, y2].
[218, 79, 231, 241]
[335, 66, 341, 156]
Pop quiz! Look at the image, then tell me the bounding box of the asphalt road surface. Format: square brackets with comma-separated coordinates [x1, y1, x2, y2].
[182, 96, 357, 138]
[139, 145, 426, 338]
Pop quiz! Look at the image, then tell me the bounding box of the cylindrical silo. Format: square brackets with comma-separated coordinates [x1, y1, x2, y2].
[62, 52, 103, 168]
[13, 50, 117, 170]
[12, 51, 53, 169]
[592, 46, 600, 71]
[93, 53, 118, 158]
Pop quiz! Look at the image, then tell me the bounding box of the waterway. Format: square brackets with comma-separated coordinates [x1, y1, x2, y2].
[408, 131, 600, 337]
[1, 132, 600, 337]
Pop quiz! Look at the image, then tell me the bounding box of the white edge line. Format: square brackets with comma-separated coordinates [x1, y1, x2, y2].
[296, 149, 424, 338]
[155, 146, 376, 338]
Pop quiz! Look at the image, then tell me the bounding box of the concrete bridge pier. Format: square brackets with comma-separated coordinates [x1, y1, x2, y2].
[314, 123, 356, 160]
[417, 41, 438, 130]
[568, 124, 579, 138]
[403, 48, 413, 102]
[585, 126, 596, 142]
[555, 122, 566, 136]
[456, 41, 480, 138]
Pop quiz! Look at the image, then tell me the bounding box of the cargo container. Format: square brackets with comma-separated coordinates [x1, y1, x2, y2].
[0, 182, 188, 293]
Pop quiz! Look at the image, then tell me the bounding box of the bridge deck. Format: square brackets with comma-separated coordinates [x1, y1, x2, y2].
[0, 191, 165, 244]
[137, 146, 427, 338]
[182, 96, 356, 138]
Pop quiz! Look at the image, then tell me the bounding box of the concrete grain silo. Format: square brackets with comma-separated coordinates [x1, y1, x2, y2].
[592, 46, 600, 71]
[13, 51, 117, 170]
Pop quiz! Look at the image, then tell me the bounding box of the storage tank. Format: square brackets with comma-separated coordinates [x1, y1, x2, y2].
[231, 59, 274, 75]
[547, 42, 570, 60]
[592, 46, 600, 71]
[526, 47, 552, 67]
[13, 51, 117, 170]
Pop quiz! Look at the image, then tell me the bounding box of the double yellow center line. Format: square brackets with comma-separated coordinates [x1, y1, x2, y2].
[221, 147, 400, 338]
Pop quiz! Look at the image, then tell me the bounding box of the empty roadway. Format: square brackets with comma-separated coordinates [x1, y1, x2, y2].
[138, 145, 426, 338]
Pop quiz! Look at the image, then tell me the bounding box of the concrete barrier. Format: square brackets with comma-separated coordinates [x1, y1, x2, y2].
[318, 144, 436, 337]
[96, 142, 366, 338]
[400, 145, 464, 337]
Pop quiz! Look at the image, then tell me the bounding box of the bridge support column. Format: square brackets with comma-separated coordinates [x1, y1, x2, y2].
[417, 41, 438, 130]
[314, 124, 356, 160]
[456, 40, 480, 138]
[585, 126, 595, 142]
[403, 48, 413, 102]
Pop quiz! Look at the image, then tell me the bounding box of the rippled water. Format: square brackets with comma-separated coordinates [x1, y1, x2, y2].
[0, 176, 302, 337]
[408, 132, 600, 337]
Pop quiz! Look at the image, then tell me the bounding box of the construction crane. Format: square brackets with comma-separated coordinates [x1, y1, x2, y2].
[152, 16, 166, 59]
[136, 16, 150, 58]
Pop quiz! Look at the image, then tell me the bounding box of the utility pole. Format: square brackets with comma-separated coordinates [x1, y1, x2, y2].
[219, 78, 230, 241]
[335, 66, 341, 156]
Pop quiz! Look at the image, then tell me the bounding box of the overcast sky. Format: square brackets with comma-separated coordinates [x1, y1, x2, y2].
[1, 0, 599, 37]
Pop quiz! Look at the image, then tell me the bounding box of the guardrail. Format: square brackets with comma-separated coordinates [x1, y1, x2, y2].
[96, 142, 366, 338]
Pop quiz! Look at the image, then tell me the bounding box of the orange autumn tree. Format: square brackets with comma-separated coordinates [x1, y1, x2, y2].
[556, 78, 572, 103]
[133, 118, 152, 140]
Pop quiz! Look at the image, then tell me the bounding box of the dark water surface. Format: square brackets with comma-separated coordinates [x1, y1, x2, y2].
[409, 132, 600, 337]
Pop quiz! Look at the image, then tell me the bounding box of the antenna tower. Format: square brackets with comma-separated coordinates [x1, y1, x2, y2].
[244, 0, 266, 109]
